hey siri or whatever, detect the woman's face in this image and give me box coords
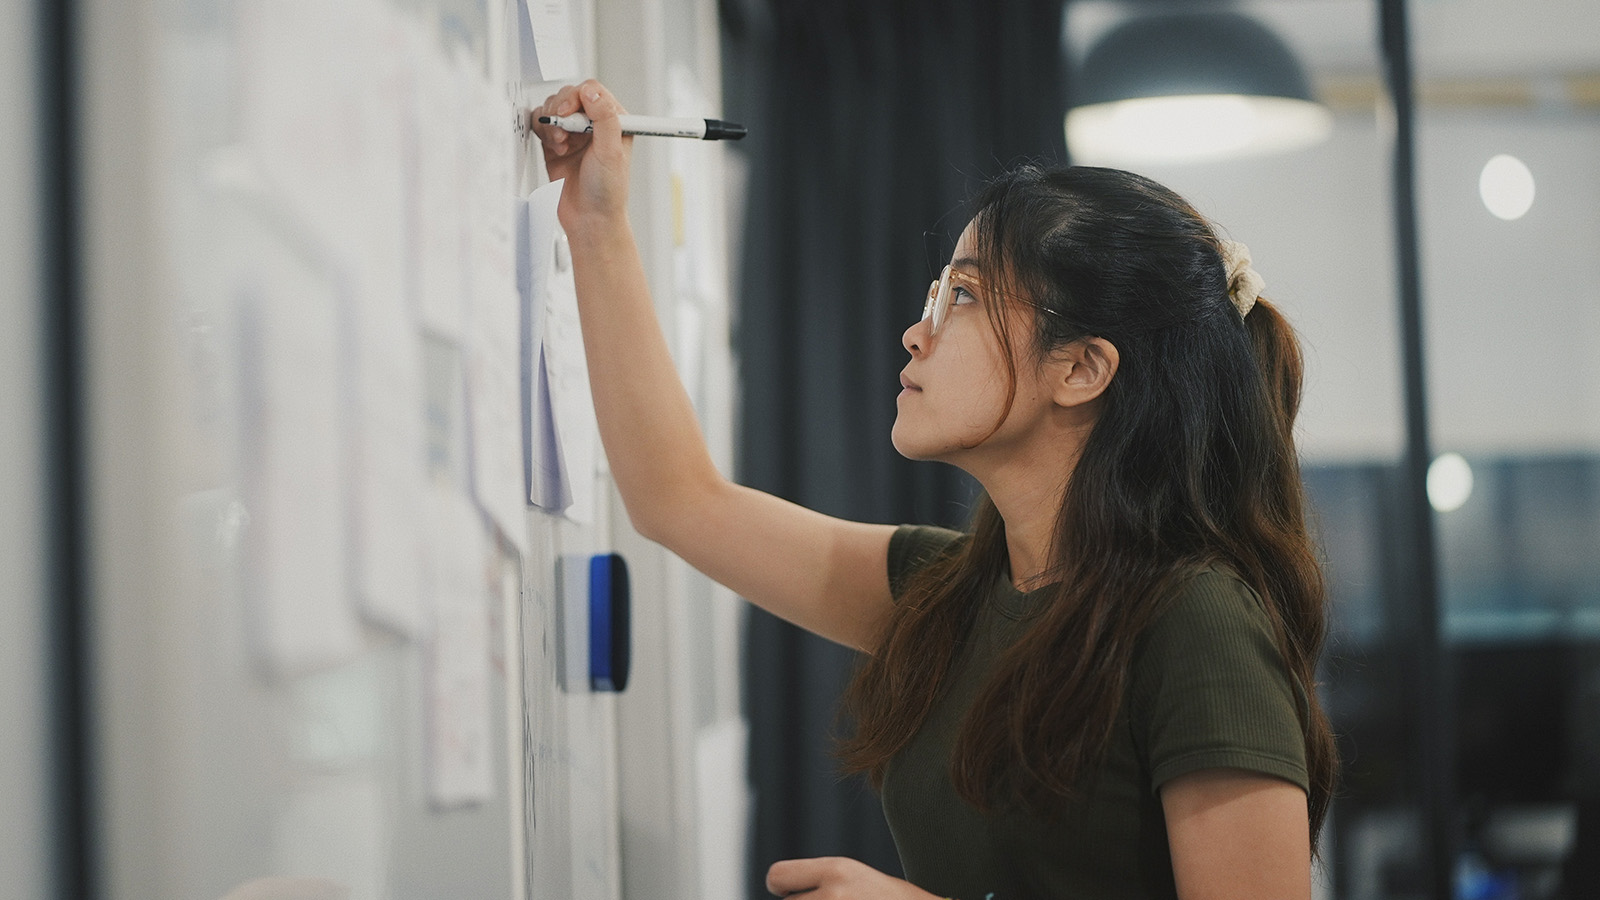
[892,223,1058,464]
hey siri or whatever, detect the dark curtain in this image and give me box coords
[719,1,1069,894]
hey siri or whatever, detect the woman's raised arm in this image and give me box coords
[530,81,897,651]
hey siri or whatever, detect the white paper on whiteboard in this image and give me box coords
[696,718,751,899]
[271,772,388,900]
[515,0,580,83]
[343,8,428,640]
[424,486,496,808]
[237,244,363,679]
[409,40,470,340]
[349,293,429,639]
[538,223,598,524]
[518,179,573,512]
[235,0,370,247]
[526,344,571,511]
[461,75,530,557]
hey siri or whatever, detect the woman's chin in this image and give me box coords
[890,423,937,462]
[889,423,917,460]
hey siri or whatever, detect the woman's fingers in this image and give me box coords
[531,83,591,156]
[765,858,816,896]
[556,82,582,115]
[562,80,627,167]
[766,857,847,897]
[531,80,631,158]
[536,83,581,116]
[572,79,628,131]
[765,857,931,900]
[528,79,634,225]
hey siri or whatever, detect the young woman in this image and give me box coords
[532,80,1336,900]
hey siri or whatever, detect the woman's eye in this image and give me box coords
[952,286,977,305]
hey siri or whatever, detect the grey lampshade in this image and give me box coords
[1074,12,1316,107]
[1066,11,1331,164]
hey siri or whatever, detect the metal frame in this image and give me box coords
[1378,0,1455,896]
[37,0,95,895]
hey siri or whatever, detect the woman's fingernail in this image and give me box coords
[587,90,600,102]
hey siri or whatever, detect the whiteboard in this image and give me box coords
[77,0,745,897]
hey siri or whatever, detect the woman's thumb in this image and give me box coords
[575,80,627,144]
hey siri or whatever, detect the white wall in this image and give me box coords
[1416,111,1600,456]
[0,0,53,895]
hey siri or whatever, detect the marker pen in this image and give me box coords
[535,112,747,141]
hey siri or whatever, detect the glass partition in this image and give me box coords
[1413,1,1600,897]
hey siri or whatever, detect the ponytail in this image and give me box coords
[1244,294,1339,844]
[1244,297,1305,439]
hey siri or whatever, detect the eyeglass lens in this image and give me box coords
[922,265,952,335]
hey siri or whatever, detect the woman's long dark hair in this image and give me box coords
[839,165,1337,845]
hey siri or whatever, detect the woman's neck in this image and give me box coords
[978,452,1076,592]
[956,402,1096,591]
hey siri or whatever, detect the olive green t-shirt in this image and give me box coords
[880,526,1309,900]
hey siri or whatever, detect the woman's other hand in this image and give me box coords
[529,78,632,230]
[766,857,945,900]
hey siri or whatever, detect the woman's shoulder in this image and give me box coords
[1133,563,1285,680]
[1153,564,1272,633]
[887,525,967,597]
[1130,563,1309,791]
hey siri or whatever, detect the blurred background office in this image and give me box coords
[4,0,1600,898]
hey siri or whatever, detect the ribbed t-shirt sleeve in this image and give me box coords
[1130,570,1310,794]
[886,525,965,602]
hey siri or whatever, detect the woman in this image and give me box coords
[532,80,1336,900]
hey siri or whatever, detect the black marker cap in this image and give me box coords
[702,119,747,141]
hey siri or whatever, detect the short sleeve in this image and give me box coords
[887,525,965,602]
[1130,570,1310,793]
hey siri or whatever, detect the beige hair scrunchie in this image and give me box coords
[1219,239,1266,318]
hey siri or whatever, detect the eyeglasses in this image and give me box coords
[920,264,1062,337]
[921,264,981,336]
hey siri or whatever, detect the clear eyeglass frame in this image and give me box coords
[920,263,1060,336]
[921,264,980,336]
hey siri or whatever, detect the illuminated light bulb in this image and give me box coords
[1427,452,1474,513]
[1479,154,1535,221]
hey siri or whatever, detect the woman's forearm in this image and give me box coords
[565,213,721,542]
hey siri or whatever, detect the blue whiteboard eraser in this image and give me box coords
[588,553,630,692]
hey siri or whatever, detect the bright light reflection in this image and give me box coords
[1111,95,1259,159]
[1427,452,1474,513]
[1479,154,1535,220]
[1066,94,1333,165]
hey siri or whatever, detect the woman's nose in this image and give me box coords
[903,317,929,356]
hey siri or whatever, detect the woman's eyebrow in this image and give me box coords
[949,257,987,287]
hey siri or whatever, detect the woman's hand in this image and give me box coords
[766,857,945,899]
[529,78,633,231]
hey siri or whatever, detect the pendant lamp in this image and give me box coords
[1066,11,1333,165]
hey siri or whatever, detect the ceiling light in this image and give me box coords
[1067,12,1333,165]
[1427,452,1474,513]
[1479,154,1535,220]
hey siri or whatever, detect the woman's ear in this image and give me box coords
[1051,337,1119,408]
